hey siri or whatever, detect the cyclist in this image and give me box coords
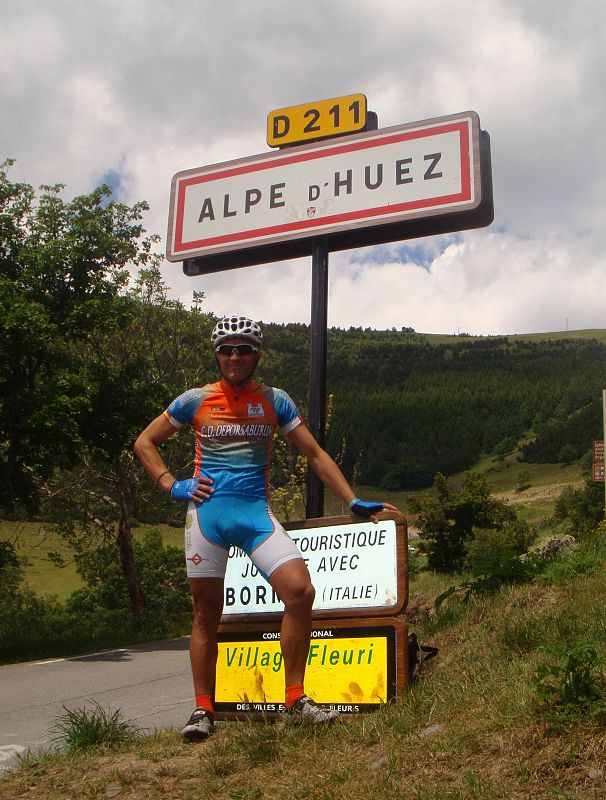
[134,316,397,741]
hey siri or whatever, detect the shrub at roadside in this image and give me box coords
[553,478,604,535]
[52,702,141,752]
[0,540,81,662]
[65,527,191,639]
[463,519,537,591]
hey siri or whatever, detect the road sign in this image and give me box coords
[221,514,407,621]
[593,463,605,482]
[593,440,604,463]
[214,617,407,719]
[167,110,493,273]
[267,93,367,147]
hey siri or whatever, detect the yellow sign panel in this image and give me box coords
[267,93,367,147]
[215,629,391,714]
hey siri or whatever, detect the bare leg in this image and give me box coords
[188,577,224,697]
[268,559,315,687]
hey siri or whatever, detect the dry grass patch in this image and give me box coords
[3,706,606,800]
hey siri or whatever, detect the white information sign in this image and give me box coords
[223,520,398,617]
[167,111,481,262]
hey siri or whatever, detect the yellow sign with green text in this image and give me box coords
[267,93,367,147]
[214,620,406,718]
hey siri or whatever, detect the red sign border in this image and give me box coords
[167,112,480,261]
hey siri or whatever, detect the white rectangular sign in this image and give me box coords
[167,111,481,262]
[223,520,399,617]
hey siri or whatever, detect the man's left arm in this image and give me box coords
[286,423,398,521]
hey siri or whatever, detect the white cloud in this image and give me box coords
[326,232,606,335]
[2,0,605,334]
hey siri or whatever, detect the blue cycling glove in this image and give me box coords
[170,478,200,502]
[349,498,384,518]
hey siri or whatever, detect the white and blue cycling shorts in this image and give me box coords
[183,495,302,580]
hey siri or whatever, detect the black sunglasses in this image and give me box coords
[216,344,259,356]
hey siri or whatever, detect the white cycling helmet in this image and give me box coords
[211,316,263,350]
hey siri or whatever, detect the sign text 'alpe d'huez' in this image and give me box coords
[166,110,493,273]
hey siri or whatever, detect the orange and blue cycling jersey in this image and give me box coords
[163,379,302,498]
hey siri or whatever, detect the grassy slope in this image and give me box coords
[359,457,586,527]
[0,522,185,600]
[2,536,605,799]
[421,328,606,345]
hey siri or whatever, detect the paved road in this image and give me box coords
[0,637,195,775]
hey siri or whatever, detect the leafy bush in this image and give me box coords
[415,473,515,573]
[0,541,72,662]
[533,643,606,723]
[69,527,191,621]
[466,520,536,569]
[553,480,604,535]
[1,528,192,663]
[464,520,537,589]
[0,579,95,663]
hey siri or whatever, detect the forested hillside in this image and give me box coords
[260,325,606,490]
[3,162,603,511]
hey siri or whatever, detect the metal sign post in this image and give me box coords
[306,237,329,517]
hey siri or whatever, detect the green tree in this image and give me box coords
[42,266,214,616]
[66,528,191,626]
[0,538,72,663]
[553,479,605,535]
[415,472,515,573]
[0,160,158,512]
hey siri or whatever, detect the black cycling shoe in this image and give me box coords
[181,707,215,741]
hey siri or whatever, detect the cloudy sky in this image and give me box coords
[2,0,605,335]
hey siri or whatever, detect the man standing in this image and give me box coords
[134,316,396,740]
